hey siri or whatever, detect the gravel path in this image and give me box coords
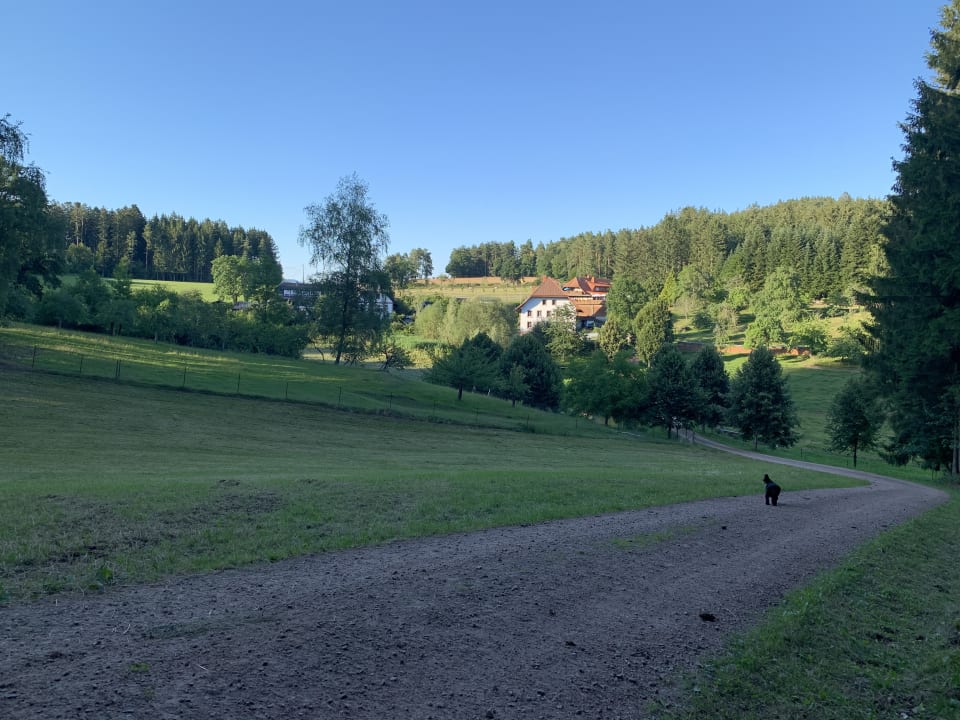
[0,451,947,720]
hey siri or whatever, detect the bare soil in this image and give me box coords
[0,456,947,720]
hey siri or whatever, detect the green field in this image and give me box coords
[397,277,536,306]
[128,278,219,301]
[1,323,956,717]
[0,362,855,603]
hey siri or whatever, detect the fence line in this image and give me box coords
[2,342,591,436]
[4,341,896,471]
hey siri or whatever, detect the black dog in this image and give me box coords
[762,474,781,506]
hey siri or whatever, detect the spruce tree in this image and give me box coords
[825,378,881,468]
[864,1,960,472]
[727,347,799,450]
[633,298,674,366]
[690,344,729,430]
[646,345,702,438]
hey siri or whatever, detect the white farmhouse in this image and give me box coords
[517,276,610,334]
[517,277,574,334]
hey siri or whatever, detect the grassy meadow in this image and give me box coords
[0,322,866,604]
[2,321,957,718]
[397,276,537,306]
[0,363,854,603]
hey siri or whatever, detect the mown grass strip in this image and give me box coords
[653,490,960,720]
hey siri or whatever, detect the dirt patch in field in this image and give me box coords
[0,465,947,719]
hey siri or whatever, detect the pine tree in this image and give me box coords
[647,345,702,438]
[690,344,729,430]
[864,1,960,473]
[727,347,799,449]
[825,378,881,467]
[501,333,562,410]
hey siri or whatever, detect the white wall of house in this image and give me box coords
[518,296,574,334]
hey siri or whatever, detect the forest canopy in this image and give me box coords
[446,196,887,302]
[49,201,281,283]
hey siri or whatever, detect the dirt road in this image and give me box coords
[0,452,947,719]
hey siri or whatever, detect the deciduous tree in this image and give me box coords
[211,255,244,304]
[385,253,417,289]
[427,334,501,400]
[299,174,390,364]
[542,305,584,364]
[0,115,54,318]
[563,350,620,425]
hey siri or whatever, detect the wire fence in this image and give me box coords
[0,342,603,437]
[5,340,921,475]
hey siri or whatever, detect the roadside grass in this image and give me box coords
[0,367,856,603]
[652,490,960,720]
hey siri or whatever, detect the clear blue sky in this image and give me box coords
[5,0,945,280]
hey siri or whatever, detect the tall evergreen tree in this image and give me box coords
[727,347,799,449]
[825,378,881,467]
[690,344,729,430]
[864,1,960,473]
[646,345,702,438]
[501,332,562,410]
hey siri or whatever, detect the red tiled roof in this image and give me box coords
[570,297,606,318]
[519,276,611,314]
[562,276,611,295]
[522,276,568,302]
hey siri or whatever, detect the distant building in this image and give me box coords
[278,280,319,310]
[278,280,394,317]
[517,276,610,334]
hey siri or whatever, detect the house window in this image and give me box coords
[526,310,531,317]
[551,299,556,305]
[526,321,532,329]
[546,311,551,317]
[536,310,542,318]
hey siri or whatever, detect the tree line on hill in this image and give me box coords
[52,202,281,283]
[0,115,303,355]
[445,196,886,302]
